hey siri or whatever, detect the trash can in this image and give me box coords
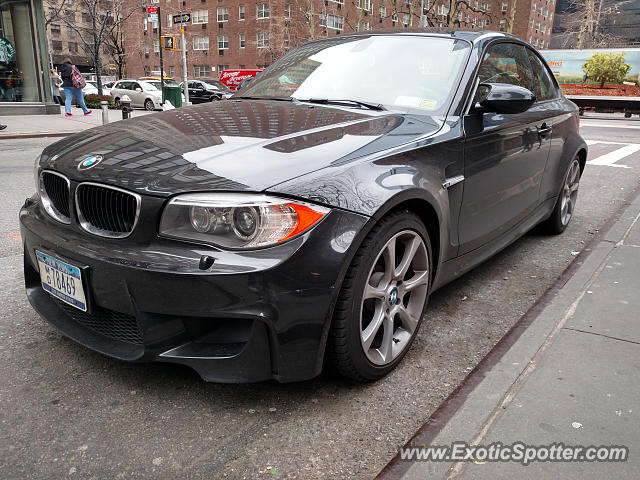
[163,86,182,108]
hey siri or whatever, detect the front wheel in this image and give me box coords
[543,157,581,234]
[326,211,432,381]
[144,99,155,111]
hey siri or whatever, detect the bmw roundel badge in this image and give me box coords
[78,155,103,170]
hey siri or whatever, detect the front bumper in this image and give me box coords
[20,197,368,382]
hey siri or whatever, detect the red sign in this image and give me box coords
[219,69,263,90]
[146,6,158,14]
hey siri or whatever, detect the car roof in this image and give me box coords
[309,28,520,45]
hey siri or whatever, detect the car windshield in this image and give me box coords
[238,35,471,114]
[202,80,229,91]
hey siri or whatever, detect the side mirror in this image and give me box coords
[475,83,536,114]
[135,87,142,92]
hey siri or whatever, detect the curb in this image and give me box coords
[0,132,72,140]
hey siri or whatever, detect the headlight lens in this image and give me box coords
[160,193,330,249]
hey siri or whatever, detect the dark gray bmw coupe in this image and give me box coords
[21,30,586,383]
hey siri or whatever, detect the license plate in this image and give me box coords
[36,250,87,312]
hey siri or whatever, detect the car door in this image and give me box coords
[129,82,143,107]
[458,42,552,254]
[191,81,203,102]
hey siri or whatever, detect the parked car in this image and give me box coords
[181,79,233,103]
[218,68,263,90]
[23,31,586,383]
[109,79,164,110]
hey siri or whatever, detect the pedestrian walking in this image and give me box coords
[60,58,91,117]
[50,69,63,106]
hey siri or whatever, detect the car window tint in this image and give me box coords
[187,82,195,89]
[476,43,534,93]
[527,50,557,101]
[131,83,140,90]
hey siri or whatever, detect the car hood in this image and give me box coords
[39,100,442,197]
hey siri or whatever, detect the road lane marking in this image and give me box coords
[587,144,640,168]
[580,122,640,130]
[585,140,637,146]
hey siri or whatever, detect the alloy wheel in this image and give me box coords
[360,230,429,365]
[561,159,580,226]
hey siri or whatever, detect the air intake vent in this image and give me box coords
[40,171,70,224]
[75,183,140,238]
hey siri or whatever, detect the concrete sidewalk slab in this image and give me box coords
[392,191,640,480]
[0,108,152,139]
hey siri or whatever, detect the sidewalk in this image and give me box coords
[382,190,640,479]
[0,107,152,139]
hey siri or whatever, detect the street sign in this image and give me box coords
[172,13,190,23]
[146,6,158,14]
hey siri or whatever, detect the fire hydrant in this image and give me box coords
[120,95,132,120]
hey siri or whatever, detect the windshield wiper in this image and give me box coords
[295,98,386,111]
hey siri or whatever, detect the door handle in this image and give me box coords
[538,123,552,137]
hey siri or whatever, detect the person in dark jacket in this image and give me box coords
[60,58,91,117]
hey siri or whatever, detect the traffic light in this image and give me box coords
[161,35,178,50]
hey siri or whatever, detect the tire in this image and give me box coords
[326,210,432,381]
[624,112,632,118]
[543,157,581,234]
[144,99,155,111]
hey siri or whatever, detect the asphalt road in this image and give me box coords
[1,114,639,479]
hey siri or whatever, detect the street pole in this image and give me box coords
[180,14,190,105]
[158,6,165,104]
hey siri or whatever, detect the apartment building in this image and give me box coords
[122,0,555,80]
[44,0,95,71]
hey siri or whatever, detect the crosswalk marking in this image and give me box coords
[587,143,640,168]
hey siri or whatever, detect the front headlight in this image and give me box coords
[159,193,330,249]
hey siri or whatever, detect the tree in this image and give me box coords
[55,0,135,95]
[582,52,632,88]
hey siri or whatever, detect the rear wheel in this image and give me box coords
[327,211,431,381]
[144,99,155,111]
[543,157,581,234]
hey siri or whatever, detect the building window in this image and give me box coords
[329,0,345,3]
[472,16,476,28]
[361,21,371,30]
[193,36,209,50]
[68,41,78,52]
[217,7,228,22]
[257,3,269,19]
[284,32,290,47]
[285,3,291,19]
[194,65,210,77]
[535,21,540,33]
[217,64,230,73]
[51,40,62,50]
[501,1,507,12]
[357,0,372,12]
[391,11,398,23]
[402,13,409,25]
[166,14,172,27]
[144,42,149,54]
[379,6,386,18]
[217,35,229,49]
[169,66,175,77]
[437,4,449,16]
[257,32,269,48]
[66,26,76,36]
[153,39,160,52]
[192,9,208,24]
[51,24,61,34]
[143,18,147,31]
[319,14,343,30]
[239,33,245,48]
[239,5,245,20]
[499,18,506,30]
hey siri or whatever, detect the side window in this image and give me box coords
[475,43,534,101]
[120,81,132,90]
[527,50,557,101]
[187,81,195,89]
[131,82,141,91]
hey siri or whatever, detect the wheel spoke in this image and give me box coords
[403,269,429,292]
[394,236,421,280]
[381,237,396,286]
[570,182,579,193]
[377,315,394,363]
[397,305,419,333]
[362,307,385,351]
[363,282,386,300]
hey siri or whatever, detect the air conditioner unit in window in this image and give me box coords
[203,50,208,55]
